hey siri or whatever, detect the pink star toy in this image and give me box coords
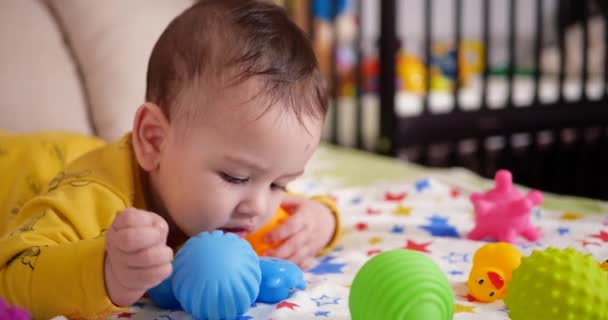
[467,169,543,243]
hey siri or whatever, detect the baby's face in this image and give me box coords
[153,85,323,238]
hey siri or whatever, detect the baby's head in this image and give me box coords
[131,0,327,239]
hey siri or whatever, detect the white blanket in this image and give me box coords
[105,176,608,319]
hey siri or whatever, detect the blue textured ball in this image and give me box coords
[172,230,261,320]
[146,274,181,310]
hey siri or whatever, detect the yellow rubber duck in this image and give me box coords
[467,242,522,302]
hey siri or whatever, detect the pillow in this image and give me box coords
[0,0,93,135]
[46,0,195,141]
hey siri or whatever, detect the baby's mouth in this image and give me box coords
[219,227,250,238]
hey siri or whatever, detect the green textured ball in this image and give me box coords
[349,249,454,320]
[505,247,608,320]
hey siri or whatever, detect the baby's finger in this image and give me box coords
[122,245,174,269]
[287,255,317,270]
[279,202,299,215]
[109,226,165,253]
[299,256,317,270]
[265,214,307,243]
[269,231,308,259]
[111,208,158,230]
[151,215,169,241]
[116,263,173,290]
[285,245,313,267]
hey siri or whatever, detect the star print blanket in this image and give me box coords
[98,169,608,320]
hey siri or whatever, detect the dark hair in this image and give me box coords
[145,0,327,125]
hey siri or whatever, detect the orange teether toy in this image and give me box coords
[245,207,289,256]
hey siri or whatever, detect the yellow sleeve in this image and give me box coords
[0,181,127,319]
[310,195,341,256]
[0,131,105,235]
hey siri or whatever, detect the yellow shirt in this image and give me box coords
[0,131,340,319]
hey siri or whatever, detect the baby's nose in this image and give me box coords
[238,193,269,218]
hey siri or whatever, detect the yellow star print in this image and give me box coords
[368,237,382,245]
[560,212,584,221]
[455,303,475,313]
[392,204,412,216]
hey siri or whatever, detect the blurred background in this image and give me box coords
[278,0,608,200]
[0,0,606,200]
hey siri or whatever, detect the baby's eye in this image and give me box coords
[220,172,249,184]
[271,183,287,192]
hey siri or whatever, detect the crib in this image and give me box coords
[292,0,608,200]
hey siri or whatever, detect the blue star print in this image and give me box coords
[557,227,569,235]
[309,256,346,275]
[442,252,468,264]
[391,225,405,234]
[311,295,341,307]
[518,241,543,250]
[448,270,464,276]
[350,196,363,205]
[420,215,460,238]
[314,311,330,317]
[415,179,431,192]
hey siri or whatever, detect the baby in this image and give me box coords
[0,0,339,318]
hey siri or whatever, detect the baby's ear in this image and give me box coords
[132,103,169,171]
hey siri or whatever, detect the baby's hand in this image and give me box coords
[264,196,336,269]
[104,208,174,307]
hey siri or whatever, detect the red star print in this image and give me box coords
[367,249,382,256]
[276,301,299,310]
[356,222,368,231]
[385,191,407,201]
[117,312,134,318]
[450,188,460,198]
[366,207,381,215]
[591,230,608,242]
[404,240,432,253]
[579,240,601,248]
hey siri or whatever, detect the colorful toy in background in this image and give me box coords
[311,0,485,97]
[467,169,543,244]
[396,52,427,94]
[467,242,522,303]
[361,40,484,96]
[245,207,289,256]
[505,247,608,320]
[601,259,608,271]
[0,297,31,320]
[147,230,305,319]
[349,249,454,320]
[431,40,484,88]
[361,57,379,93]
[311,0,353,95]
[362,52,429,95]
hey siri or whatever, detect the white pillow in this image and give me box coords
[0,0,93,135]
[46,0,195,141]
